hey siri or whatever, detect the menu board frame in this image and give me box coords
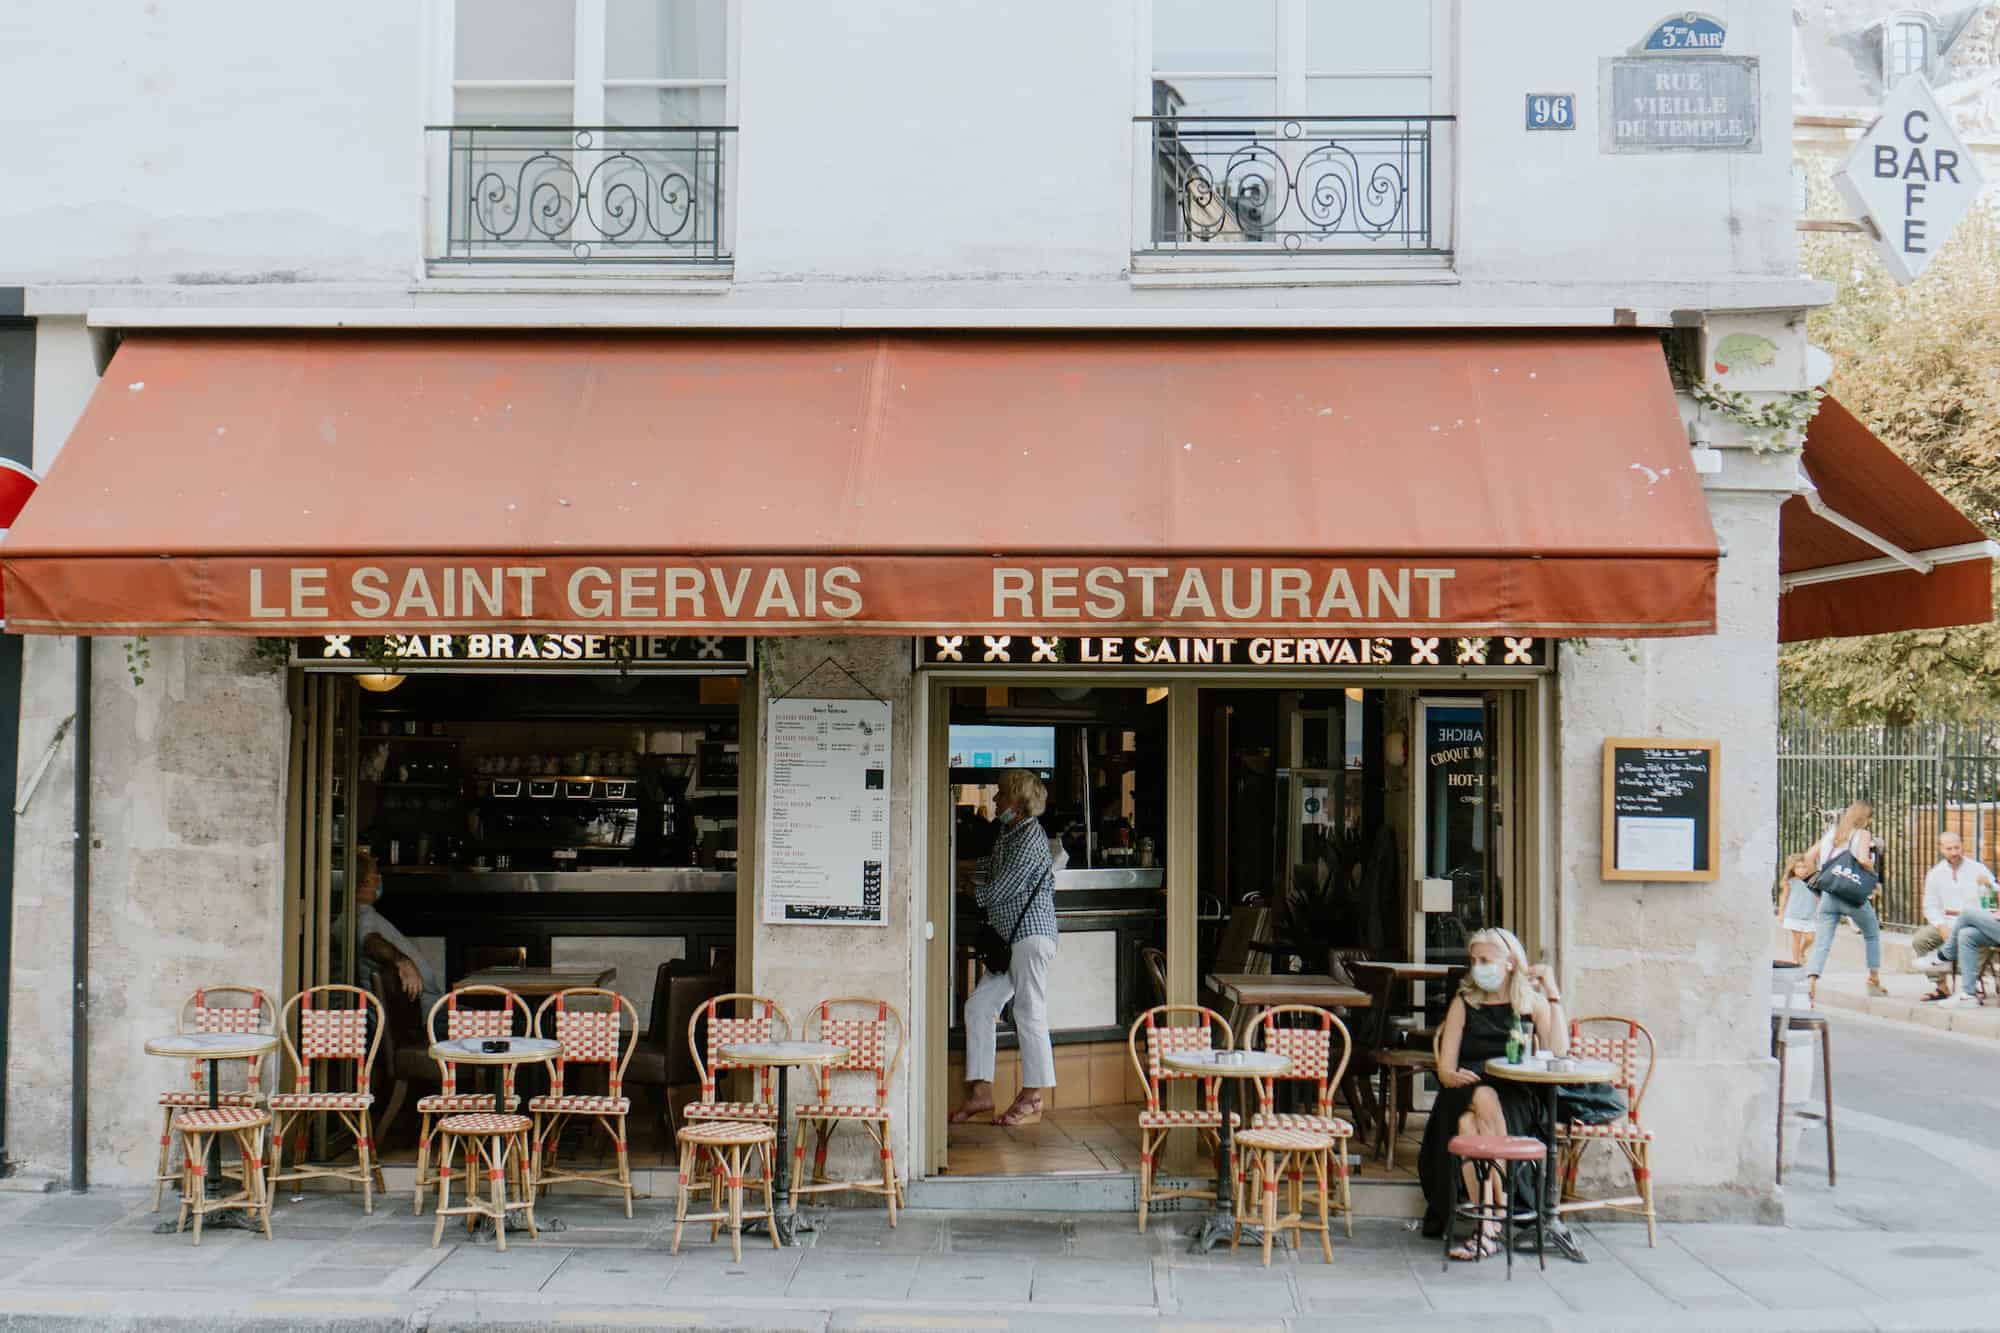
[1601,737,1720,882]
[761,697,893,927]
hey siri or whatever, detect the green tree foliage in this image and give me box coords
[1780,200,2000,724]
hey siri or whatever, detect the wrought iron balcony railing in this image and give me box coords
[1139,115,1453,256]
[428,125,734,266]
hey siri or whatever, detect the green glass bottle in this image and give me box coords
[1506,1015,1524,1065]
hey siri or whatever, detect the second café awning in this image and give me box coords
[1,330,1719,638]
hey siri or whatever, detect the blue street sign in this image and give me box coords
[1526,93,1576,131]
[1640,13,1725,51]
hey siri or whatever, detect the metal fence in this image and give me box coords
[428,125,733,265]
[1778,720,2000,928]
[1139,114,1453,255]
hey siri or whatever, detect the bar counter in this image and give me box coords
[382,867,736,895]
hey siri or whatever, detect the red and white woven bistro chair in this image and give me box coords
[1242,1004,1356,1239]
[267,984,386,1213]
[530,987,640,1216]
[151,985,275,1211]
[1129,1004,1235,1233]
[685,992,794,1126]
[1556,1015,1659,1246]
[791,997,907,1225]
[413,985,535,1215]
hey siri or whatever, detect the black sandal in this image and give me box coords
[1449,1226,1501,1261]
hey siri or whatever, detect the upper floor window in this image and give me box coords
[1144,1,1452,257]
[434,0,735,268]
[1887,18,1930,84]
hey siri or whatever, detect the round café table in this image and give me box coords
[145,1032,280,1233]
[718,1040,846,1246]
[1161,1048,1292,1254]
[1483,1055,1619,1264]
[429,1037,561,1232]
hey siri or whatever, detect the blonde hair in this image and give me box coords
[996,769,1048,818]
[1830,801,1873,851]
[1459,927,1535,1013]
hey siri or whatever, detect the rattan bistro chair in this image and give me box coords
[1557,1015,1659,1246]
[267,985,387,1213]
[1242,1004,1355,1239]
[1129,1004,1235,1233]
[792,997,907,1224]
[413,985,535,1215]
[530,987,640,1216]
[685,992,795,1126]
[151,985,275,1211]
[172,1107,274,1246]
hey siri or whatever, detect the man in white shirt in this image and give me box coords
[355,849,444,1018]
[1912,832,1996,998]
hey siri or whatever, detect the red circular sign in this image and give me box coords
[0,458,43,625]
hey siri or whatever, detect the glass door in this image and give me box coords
[1413,695,1494,966]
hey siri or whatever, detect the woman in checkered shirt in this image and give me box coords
[951,769,1060,1128]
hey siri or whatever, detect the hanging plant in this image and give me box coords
[1689,381,1823,454]
[124,635,152,685]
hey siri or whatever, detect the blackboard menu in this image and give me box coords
[1601,738,1720,882]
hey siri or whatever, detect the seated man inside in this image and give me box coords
[1912,832,1995,1001]
[355,848,445,1020]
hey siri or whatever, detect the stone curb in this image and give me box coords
[1812,982,2000,1038]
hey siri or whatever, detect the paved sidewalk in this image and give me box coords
[0,1185,1993,1331]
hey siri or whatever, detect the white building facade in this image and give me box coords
[0,1,1918,1227]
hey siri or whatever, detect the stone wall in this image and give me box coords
[1554,445,1796,1222]
[751,639,922,1184]
[7,636,288,1186]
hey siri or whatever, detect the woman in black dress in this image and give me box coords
[1418,927,1571,1259]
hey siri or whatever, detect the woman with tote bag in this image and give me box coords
[1802,800,1888,1004]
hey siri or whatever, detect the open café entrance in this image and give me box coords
[922,634,1550,1186]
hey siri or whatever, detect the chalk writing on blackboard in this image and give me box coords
[1602,740,1718,881]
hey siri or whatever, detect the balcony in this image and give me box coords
[427,125,734,268]
[1139,115,1453,259]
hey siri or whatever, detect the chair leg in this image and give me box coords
[1260,1151,1278,1268]
[413,1113,433,1215]
[1230,1154,1248,1254]
[1637,1141,1657,1247]
[727,1145,745,1263]
[1498,1164,1513,1281]
[1819,1024,1836,1187]
[670,1137,691,1255]
[612,1116,634,1217]
[881,1132,900,1227]
[266,1113,287,1202]
[1314,1150,1333,1262]
[1383,1071,1400,1170]
[358,1110,379,1215]
[153,1107,174,1211]
[1136,1130,1152,1233]
[431,1136,454,1248]
[490,1135,508,1253]
[188,1133,208,1248]
[761,1143,781,1252]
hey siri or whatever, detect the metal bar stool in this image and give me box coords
[172,1108,273,1246]
[1772,966,1835,1186]
[1442,1134,1546,1278]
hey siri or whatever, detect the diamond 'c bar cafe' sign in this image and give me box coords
[917,634,1550,671]
[1835,75,1985,285]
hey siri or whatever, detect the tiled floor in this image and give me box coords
[944,1101,1426,1180]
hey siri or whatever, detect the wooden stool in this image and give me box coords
[673,1120,779,1262]
[1231,1126,1336,1266]
[430,1112,537,1251]
[1443,1134,1545,1278]
[171,1107,273,1246]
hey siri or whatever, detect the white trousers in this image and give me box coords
[964,934,1058,1088]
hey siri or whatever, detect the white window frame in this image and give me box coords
[1886,16,1930,85]
[1129,0,1458,274]
[423,0,739,277]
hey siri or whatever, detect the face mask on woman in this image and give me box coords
[1470,961,1506,993]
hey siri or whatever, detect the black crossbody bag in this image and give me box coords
[975,894,1034,976]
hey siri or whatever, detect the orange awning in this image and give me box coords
[2,330,1718,637]
[1779,397,1996,642]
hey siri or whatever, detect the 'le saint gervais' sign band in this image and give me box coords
[0,554,1715,636]
[915,634,1552,671]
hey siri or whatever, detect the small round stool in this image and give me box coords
[170,1107,273,1245]
[1231,1125,1336,1266]
[429,1112,537,1251]
[1443,1134,1545,1276]
[674,1120,779,1262]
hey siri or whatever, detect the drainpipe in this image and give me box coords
[69,637,88,1192]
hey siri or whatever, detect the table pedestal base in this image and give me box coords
[152,1207,263,1236]
[1185,1209,1275,1253]
[745,1209,818,1243]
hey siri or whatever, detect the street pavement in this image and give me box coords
[3,1009,1995,1332]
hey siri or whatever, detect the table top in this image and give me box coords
[719,1040,847,1068]
[1348,961,1456,981]
[1161,1049,1292,1078]
[1483,1056,1617,1085]
[145,1032,279,1060]
[1206,974,1370,1009]
[430,1036,562,1066]
[451,965,616,996]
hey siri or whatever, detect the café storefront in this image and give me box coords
[5,328,1989,1206]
